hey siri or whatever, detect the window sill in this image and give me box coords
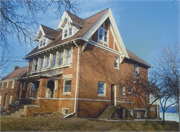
[97,95,107,97]
[61,93,71,95]
[121,96,126,98]
[114,67,120,70]
[31,63,73,74]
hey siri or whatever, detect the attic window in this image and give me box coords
[39,37,48,48]
[63,27,73,39]
[64,30,68,38]
[98,23,108,44]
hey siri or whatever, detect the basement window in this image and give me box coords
[62,108,69,115]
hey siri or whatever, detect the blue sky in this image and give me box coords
[1,0,179,78]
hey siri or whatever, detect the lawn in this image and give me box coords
[1,116,179,131]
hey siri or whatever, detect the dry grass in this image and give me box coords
[1,116,179,131]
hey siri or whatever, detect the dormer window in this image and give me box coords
[64,30,68,38]
[39,37,49,49]
[63,26,73,39]
[43,39,46,46]
[69,28,72,36]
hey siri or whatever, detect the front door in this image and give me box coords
[111,85,115,105]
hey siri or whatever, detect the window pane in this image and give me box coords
[43,39,46,46]
[53,54,56,67]
[41,58,44,69]
[64,80,71,92]
[64,30,67,37]
[104,31,107,42]
[121,86,125,96]
[47,55,50,68]
[98,82,105,94]
[114,57,118,68]
[35,59,38,70]
[59,51,64,65]
[66,48,71,64]
[99,28,103,35]
[69,28,72,36]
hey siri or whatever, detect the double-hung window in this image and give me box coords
[134,64,139,77]
[46,55,50,68]
[114,57,119,69]
[98,23,108,44]
[69,28,72,36]
[34,59,38,71]
[59,50,64,65]
[41,57,44,69]
[63,80,71,93]
[98,81,106,95]
[99,28,103,40]
[43,39,46,46]
[121,86,125,97]
[66,48,71,64]
[64,30,68,38]
[52,53,56,67]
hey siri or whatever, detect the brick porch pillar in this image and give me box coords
[37,78,47,105]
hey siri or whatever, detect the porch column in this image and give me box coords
[38,78,47,98]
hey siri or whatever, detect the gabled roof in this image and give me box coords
[1,66,28,80]
[41,25,59,38]
[26,8,108,57]
[126,49,151,68]
[66,11,84,26]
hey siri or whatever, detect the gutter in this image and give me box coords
[63,40,79,118]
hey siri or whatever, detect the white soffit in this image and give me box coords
[56,11,73,30]
[81,8,129,58]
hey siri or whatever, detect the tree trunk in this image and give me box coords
[145,109,149,124]
[162,111,165,125]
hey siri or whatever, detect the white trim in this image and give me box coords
[89,40,121,56]
[62,74,73,79]
[114,85,117,106]
[81,8,129,58]
[62,108,69,115]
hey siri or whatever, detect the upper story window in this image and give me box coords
[0,83,3,90]
[38,37,49,49]
[7,81,9,88]
[63,26,73,40]
[59,50,64,65]
[98,81,106,95]
[32,47,72,73]
[134,64,139,77]
[47,55,50,68]
[52,53,56,67]
[12,80,14,89]
[98,23,108,44]
[41,57,44,69]
[66,48,71,64]
[35,59,38,71]
[114,57,119,69]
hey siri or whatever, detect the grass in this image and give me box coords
[1,116,179,131]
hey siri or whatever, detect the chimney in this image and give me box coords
[14,66,19,71]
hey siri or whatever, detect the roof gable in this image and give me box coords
[81,8,129,58]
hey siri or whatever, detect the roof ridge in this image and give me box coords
[65,10,84,20]
[40,24,59,32]
[84,7,109,20]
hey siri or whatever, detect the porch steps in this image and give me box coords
[99,106,116,119]
[1,105,25,117]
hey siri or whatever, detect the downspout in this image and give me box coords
[63,41,79,118]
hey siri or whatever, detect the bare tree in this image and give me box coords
[150,44,180,125]
[0,0,80,77]
[0,0,80,48]
[121,69,163,125]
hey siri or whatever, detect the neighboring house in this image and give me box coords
[2,8,159,118]
[0,66,28,109]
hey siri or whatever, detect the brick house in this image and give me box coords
[1,8,159,118]
[0,66,28,109]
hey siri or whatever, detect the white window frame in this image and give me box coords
[98,81,106,96]
[52,53,56,67]
[38,37,48,49]
[63,79,72,94]
[134,64,139,78]
[46,54,50,68]
[9,95,13,104]
[62,26,73,40]
[12,80,14,89]
[98,23,109,45]
[114,56,119,69]
[40,57,44,70]
[59,50,64,66]
[121,86,125,97]
[62,108,69,115]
